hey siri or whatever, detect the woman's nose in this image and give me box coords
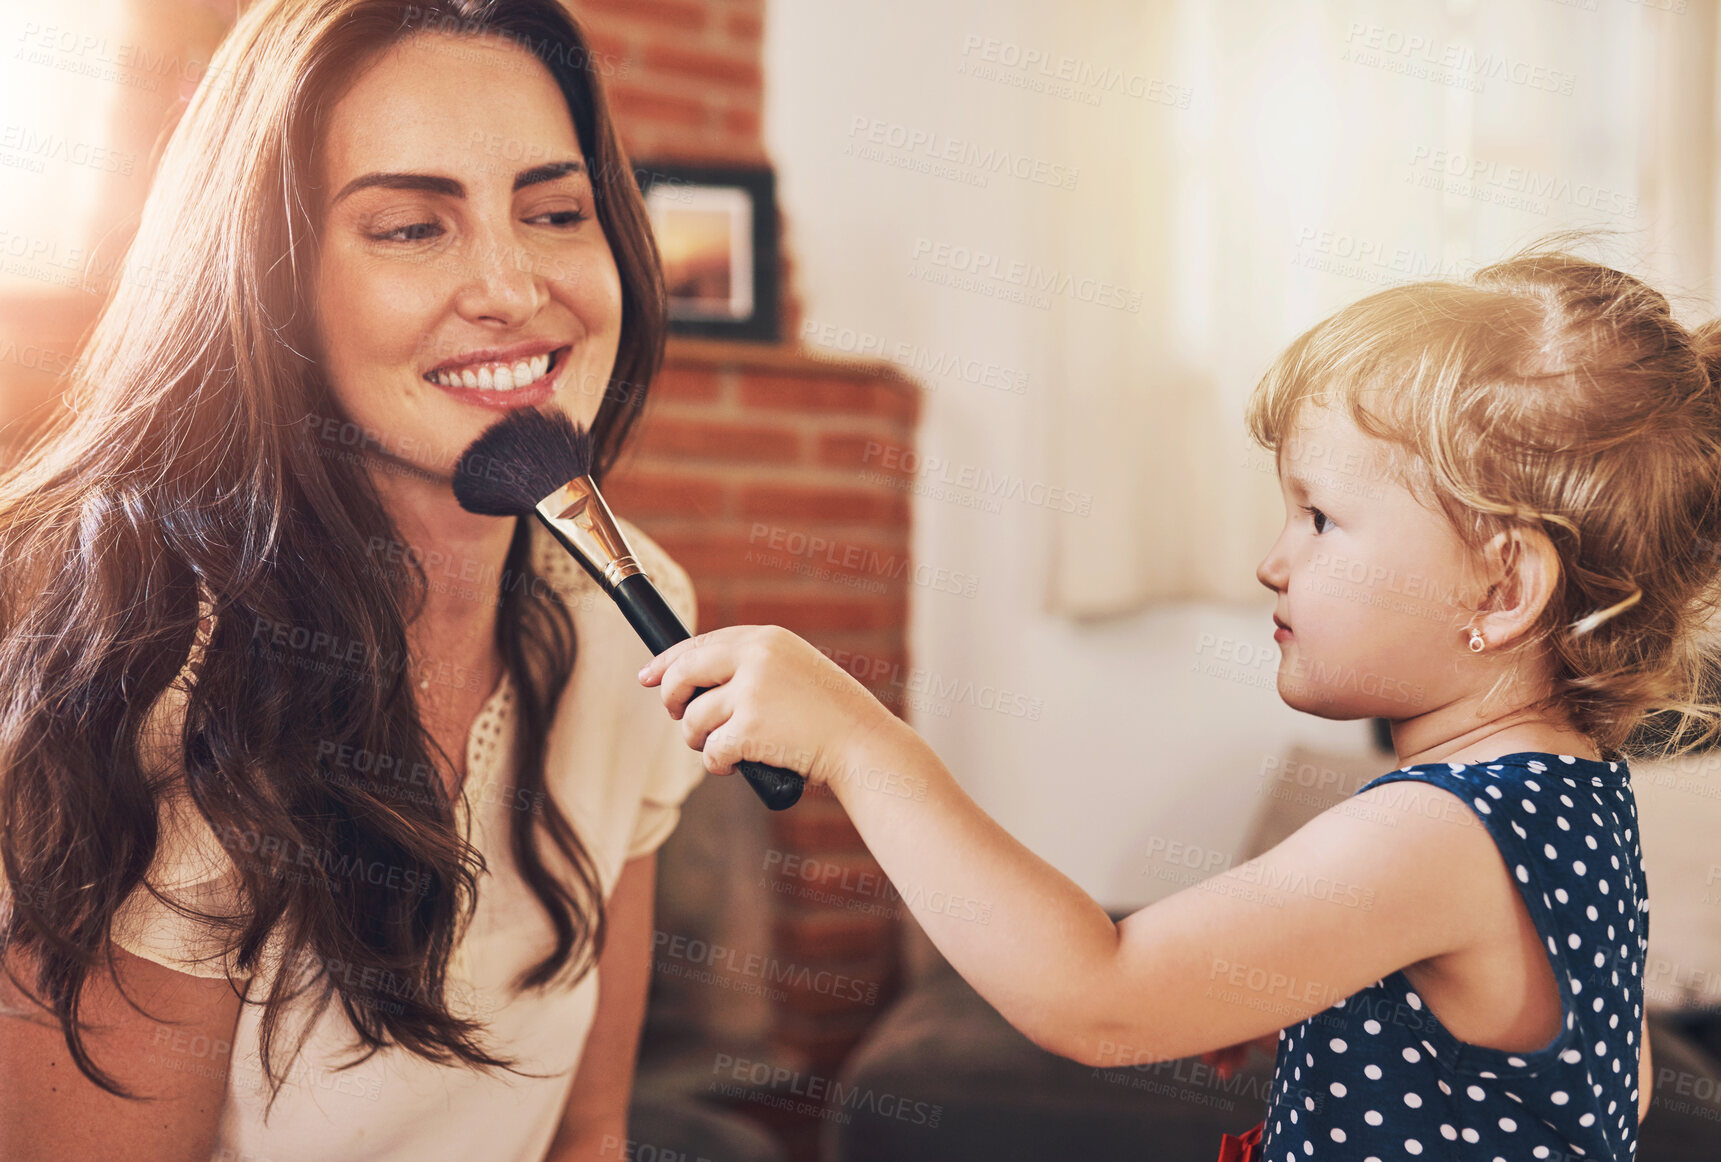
[452,233,547,327]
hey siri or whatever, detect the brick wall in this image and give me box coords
[608,341,919,1156]
[569,0,804,337]
[576,0,767,165]
[567,1,924,1155]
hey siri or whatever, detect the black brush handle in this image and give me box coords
[613,573,806,811]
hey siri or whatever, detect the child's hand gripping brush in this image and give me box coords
[451,406,806,810]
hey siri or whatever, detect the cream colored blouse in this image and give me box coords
[106,518,704,1162]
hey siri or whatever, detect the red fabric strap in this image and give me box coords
[1215,1119,1264,1162]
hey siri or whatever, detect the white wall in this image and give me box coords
[762,0,1675,908]
[762,0,1372,909]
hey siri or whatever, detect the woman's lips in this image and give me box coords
[425,346,567,410]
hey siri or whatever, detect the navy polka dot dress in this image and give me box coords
[1258,752,1648,1161]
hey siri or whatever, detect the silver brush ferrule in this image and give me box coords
[535,476,646,589]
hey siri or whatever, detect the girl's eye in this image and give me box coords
[369,221,443,243]
[1300,504,1332,534]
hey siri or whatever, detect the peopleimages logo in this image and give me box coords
[211,823,435,897]
[653,930,880,1006]
[1405,146,1638,217]
[710,1054,944,1128]
[957,34,1194,109]
[799,317,1031,395]
[911,237,1143,313]
[818,646,1044,721]
[860,441,1093,516]
[0,124,135,174]
[1339,23,1577,95]
[846,115,1080,190]
[746,523,980,598]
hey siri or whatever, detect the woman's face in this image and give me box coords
[311,31,622,480]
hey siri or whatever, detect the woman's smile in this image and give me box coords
[422,340,571,410]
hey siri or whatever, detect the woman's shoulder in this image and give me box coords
[106,663,252,980]
[134,670,242,891]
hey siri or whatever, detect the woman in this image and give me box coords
[0,2,703,1159]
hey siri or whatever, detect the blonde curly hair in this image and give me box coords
[1246,240,1721,762]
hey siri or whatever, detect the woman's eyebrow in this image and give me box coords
[333,171,461,204]
[331,159,588,205]
[513,159,586,190]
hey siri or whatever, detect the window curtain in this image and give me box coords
[1044,0,1719,618]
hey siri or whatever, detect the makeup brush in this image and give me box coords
[452,407,806,811]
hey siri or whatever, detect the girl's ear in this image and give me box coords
[1475,526,1562,647]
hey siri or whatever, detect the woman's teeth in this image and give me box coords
[427,352,552,391]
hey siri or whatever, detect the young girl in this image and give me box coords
[641,249,1721,1161]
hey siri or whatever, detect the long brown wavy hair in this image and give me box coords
[0,0,665,1098]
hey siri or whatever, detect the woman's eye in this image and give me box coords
[527,209,590,228]
[1300,504,1332,534]
[369,221,443,243]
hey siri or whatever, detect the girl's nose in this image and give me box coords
[1256,540,1290,595]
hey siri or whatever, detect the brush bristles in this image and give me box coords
[452,408,595,516]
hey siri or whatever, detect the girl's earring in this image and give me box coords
[1467,626,1486,653]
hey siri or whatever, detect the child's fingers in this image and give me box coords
[678,686,746,776]
[674,685,781,778]
[656,634,747,720]
[701,716,754,778]
[637,636,702,687]
[678,683,734,755]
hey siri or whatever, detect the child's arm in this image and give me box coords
[640,627,1493,1068]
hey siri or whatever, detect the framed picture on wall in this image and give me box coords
[634,162,779,343]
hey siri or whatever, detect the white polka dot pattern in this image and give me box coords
[1258,753,1647,1162]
